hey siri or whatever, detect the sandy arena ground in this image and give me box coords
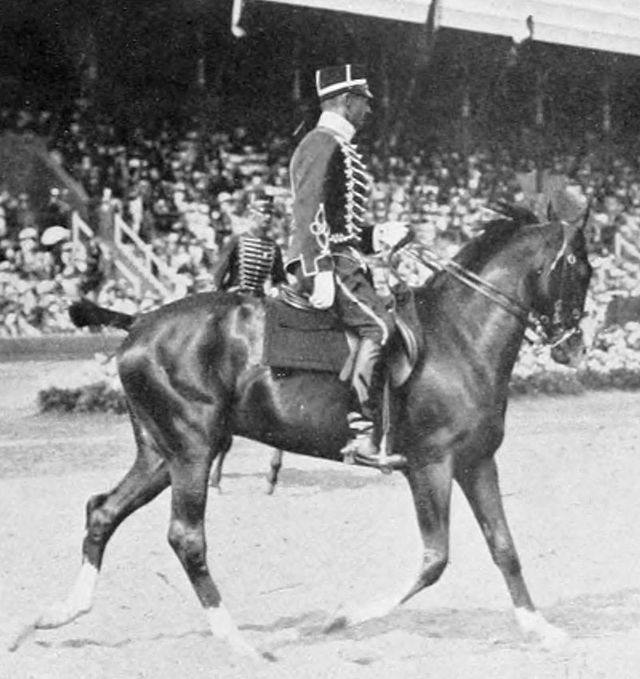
[1,360,640,679]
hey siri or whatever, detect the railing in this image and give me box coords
[70,211,185,300]
[113,214,185,297]
[71,211,94,244]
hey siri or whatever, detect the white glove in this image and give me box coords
[309,271,335,309]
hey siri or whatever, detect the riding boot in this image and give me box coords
[341,337,406,470]
[351,336,382,422]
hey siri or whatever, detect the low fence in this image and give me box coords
[0,333,124,362]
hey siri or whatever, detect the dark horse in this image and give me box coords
[27,210,592,659]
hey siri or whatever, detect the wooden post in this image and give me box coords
[460,50,471,158]
[292,34,301,104]
[533,49,545,193]
[601,54,613,175]
[380,46,391,155]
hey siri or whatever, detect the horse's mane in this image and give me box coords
[452,203,539,273]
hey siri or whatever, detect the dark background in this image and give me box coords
[1,0,640,148]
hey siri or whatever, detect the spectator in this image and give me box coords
[42,187,71,230]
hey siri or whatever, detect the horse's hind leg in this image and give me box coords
[209,435,232,492]
[456,456,568,647]
[209,452,225,491]
[265,448,283,495]
[167,452,262,659]
[36,414,170,630]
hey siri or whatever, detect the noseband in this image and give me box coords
[399,234,582,347]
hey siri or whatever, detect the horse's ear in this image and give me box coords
[562,196,592,244]
[562,220,578,244]
[580,198,592,231]
[549,187,589,244]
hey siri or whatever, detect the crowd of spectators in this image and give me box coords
[2,99,640,338]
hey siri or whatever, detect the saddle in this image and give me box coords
[263,285,421,388]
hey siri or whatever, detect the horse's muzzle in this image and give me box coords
[549,327,585,367]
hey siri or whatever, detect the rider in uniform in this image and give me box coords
[212,195,286,296]
[285,64,397,467]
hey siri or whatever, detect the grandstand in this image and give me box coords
[1,0,640,351]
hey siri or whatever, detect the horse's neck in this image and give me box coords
[424,241,537,389]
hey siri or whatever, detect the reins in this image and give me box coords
[401,246,532,327]
[394,225,577,346]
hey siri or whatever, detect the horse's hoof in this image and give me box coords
[538,623,570,650]
[36,602,89,629]
[6,620,36,652]
[323,614,348,634]
[226,635,270,663]
[515,608,569,649]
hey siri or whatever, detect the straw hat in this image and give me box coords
[40,225,70,247]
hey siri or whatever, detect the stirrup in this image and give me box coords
[341,413,407,473]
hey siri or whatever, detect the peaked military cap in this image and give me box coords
[315,64,373,101]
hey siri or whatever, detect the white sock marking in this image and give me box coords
[514,606,569,648]
[37,562,98,628]
[206,604,260,659]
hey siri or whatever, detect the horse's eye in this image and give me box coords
[566,253,576,265]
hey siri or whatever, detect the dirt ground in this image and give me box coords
[1,360,640,679]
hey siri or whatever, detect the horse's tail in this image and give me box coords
[69,298,135,331]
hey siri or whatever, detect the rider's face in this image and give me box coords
[344,93,372,131]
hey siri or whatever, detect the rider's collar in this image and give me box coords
[317,111,355,142]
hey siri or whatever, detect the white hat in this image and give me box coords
[18,227,38,241]
[41,225,70,247]
[315,64,373,101]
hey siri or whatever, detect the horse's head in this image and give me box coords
[530,200,593,366]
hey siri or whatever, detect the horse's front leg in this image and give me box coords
[326,455,453,631]
[456,455,568,648]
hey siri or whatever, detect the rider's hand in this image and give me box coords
[309,271,335,309]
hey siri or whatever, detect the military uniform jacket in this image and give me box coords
[286,111,373,279]
[212,233,286,295]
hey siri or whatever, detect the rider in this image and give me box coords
[212,194,286,296]
[285,64,396,467]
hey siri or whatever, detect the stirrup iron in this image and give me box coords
[341,412,407,473]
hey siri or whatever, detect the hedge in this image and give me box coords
[37,322,640,413]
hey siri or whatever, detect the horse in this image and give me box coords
[210,443,283,494]
[25,209,592,660]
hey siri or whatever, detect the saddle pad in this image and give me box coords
[264,298,349,373]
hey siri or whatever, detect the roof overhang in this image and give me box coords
[252,0,640,57]
[255,0,431,24]
[438,0,640,57]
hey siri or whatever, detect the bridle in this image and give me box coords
[397,227,584,347]
[540,238,585,349]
